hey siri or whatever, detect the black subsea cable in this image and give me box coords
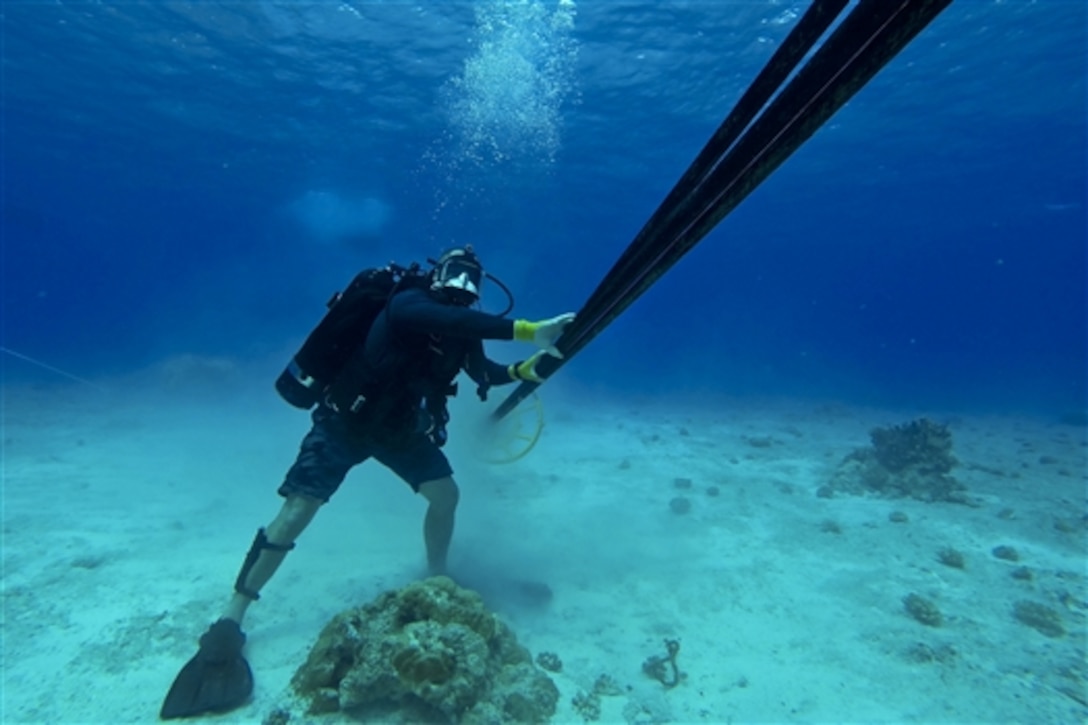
[492,0,953,422]
[583,0,850,315]
[568,0,955,351]
[568,0,952,357]
[572,0,952,358]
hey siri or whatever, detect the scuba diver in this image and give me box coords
[160,246,574,719]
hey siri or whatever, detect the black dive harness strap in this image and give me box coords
[492,0,952,422]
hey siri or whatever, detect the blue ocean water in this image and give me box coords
[2,1,1085,416]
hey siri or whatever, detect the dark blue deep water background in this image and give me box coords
[2,2,1085,416]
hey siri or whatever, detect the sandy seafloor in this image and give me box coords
[2,358,1086,724]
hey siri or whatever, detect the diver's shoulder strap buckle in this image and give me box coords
[324,393,367,415]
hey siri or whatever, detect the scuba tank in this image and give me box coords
[274,263,425,409]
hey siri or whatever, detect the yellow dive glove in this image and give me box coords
[508,351,548,383]
[513,313,576,356]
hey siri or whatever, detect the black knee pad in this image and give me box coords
[234,527,295,600]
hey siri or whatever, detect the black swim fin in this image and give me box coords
[160,618,253,719]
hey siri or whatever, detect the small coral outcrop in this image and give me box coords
[936,546,966,569]
[826,418,968,503]
[903,593,943,627]
[1012,600,1065,638]
[642,639,682,688]
[870,418,956,475]
[534,651,562,673]
[288,576,558,723]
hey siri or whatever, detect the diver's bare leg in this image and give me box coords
[418,476,460,576]
[222,494,322,624]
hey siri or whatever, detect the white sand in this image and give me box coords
[2,367,1085,724]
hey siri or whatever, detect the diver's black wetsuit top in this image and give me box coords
[367,286,513,392]
[328,286,515,432]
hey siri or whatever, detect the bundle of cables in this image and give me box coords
[492,0,953,423]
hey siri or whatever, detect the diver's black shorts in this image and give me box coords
[278,405,453,502]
